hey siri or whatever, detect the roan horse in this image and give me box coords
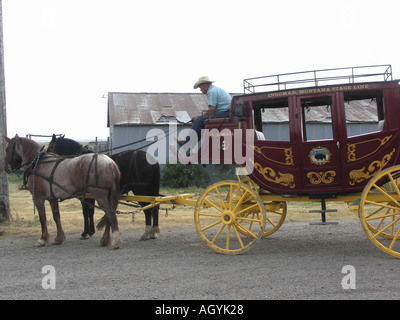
[4,134,122,249]
[47,135,161,241]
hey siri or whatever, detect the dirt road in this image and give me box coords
[1,218,399,301]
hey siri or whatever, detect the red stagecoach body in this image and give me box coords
[115,65,400,257]
[202,65,400,195]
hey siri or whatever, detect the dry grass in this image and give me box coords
[1,175,358,238]
[2,177,202,238]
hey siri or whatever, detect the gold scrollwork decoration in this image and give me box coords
[349,148,396,185]
[253,161,295,188]
[307,171,336,184]
[254,146,294,166]
[347,135,392,162]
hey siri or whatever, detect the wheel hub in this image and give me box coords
[222,211,235,225]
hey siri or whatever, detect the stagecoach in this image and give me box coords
[124,64,400,257]
[7,64,400,257]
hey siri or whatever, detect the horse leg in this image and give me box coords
[151,205,160,239]
[99,219,111,247]
[81,198,95,239]
[105,209,121,249]
[92,164,121,249]
[81,206,90,239]
[140,205,152,240]
[147,166,161,239]
[49,199,66,245]
[34,200,50,246]
[88,204,95,236]
[139,206,160,240]
[96,202,121,249]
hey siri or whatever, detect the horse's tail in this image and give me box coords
[96,161,120,231]
[108,162,121,210]
[96,215,107,230]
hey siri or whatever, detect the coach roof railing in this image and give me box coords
[243,64,393,94]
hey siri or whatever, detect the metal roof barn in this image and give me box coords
[107,92,235,161]
[108,92,210,127]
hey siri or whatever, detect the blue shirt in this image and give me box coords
[207,85,232,113]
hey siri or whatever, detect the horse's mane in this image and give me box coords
[54,137,93,155]
[19,137,43,160]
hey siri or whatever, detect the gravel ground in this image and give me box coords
[0,218,399,301]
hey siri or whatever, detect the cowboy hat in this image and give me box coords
[193,76,214,89]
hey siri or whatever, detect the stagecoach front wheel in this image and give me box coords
[263,201,287,237]
[194,181,266,255]
[359,165,400,258]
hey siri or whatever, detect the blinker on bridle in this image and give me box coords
[6,138,44,173]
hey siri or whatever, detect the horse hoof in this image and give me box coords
[141,226,160,240]
[51,240,63,245]
[100,235,110,247]
[140,225,153,240]
[80,234,90,240]
[111,231,122,249]
[35,239,47,247]
[150,227,160,239]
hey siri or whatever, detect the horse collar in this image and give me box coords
[22,147,46,186]
[29,147,46,170]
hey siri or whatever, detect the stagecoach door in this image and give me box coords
[297,94,343,190]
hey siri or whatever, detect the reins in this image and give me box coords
[49,112,228,156]
[96,116,195,154]
[97,125,179,154]
[96,113,229,155]
[30,148,45,214]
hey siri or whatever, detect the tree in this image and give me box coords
[0,0,9,223]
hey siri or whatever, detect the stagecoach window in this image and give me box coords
[301,96,333,141]
[344,91,384,137]
[253,98,290,141]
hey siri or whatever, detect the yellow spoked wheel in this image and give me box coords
[194,181,266,255]
[359,165,400,258]
[263,201,287,237]
[236,171,286,237]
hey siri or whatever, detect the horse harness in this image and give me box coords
[20,150,112,207]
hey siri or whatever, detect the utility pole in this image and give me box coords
[0,0,10,223]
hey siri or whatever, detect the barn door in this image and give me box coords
[297,94,342,191]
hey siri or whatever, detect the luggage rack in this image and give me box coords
[243,64,393,94]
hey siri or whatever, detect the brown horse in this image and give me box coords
[4,134,122,249]
[47,135,161,241]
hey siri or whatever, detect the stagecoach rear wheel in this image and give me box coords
[234,201,286,238]
[194,180,266,255]
[359,165,400,258]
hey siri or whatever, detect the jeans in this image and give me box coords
[187,110,230,142]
